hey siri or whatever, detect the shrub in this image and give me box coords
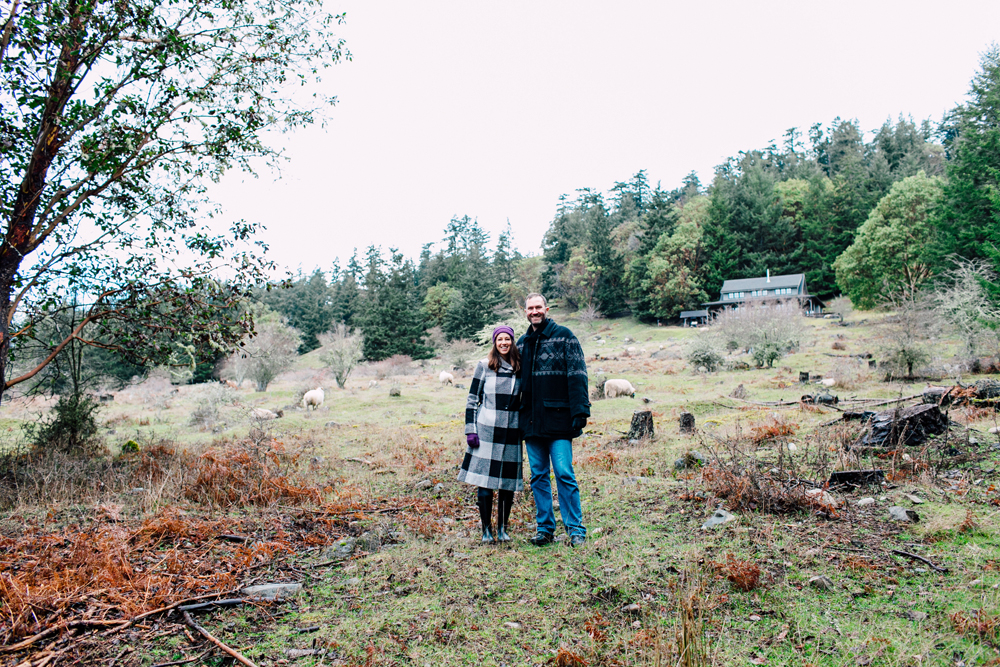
[751,342,784,368]
[319,324,364,388]
[687,341,723,372]
[25,392,102,455]
[723,554,761,591]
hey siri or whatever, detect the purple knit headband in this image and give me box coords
[492,326,516,343]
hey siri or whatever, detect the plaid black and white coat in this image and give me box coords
[458,358,524,491]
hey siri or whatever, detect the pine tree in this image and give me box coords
[933,45,1000,289]
[358,248,432,360]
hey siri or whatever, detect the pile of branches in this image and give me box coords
[702,464,836,516]
[925,379,1000,408]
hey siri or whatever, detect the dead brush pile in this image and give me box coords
[0,507,309,643]
[702,464,834,515]
[185,438,326,506]
[701,429,837,516]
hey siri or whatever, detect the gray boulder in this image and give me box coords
[888,506,920,523]
[701,509,735,530]
[242,583,302,600]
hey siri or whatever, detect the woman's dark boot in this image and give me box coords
[496,491,513,542]
[477,488,495,543]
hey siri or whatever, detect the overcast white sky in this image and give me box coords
[211,0,1000,277]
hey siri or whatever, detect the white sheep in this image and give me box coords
[368,380,379,389]
[439,371,454,386]
[604,379,636,398]
[820,378,836,387]
[251,407,283,420]
[302,387,325,411]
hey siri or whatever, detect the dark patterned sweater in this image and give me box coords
[517,318,590,440]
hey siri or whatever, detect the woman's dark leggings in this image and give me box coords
[477,487,514,530]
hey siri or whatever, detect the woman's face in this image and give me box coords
[495,333,513,356]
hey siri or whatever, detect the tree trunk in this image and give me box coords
[626,410,654,441]
[679,412,696,434]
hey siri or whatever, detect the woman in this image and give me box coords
[458,325,523,543]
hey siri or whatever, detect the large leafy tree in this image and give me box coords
[0,0,347,402]
[833,172,943,308]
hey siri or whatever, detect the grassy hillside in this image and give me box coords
[0,310,998,666]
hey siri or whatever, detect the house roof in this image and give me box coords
[679,310,708,318]
[719,273,804,293]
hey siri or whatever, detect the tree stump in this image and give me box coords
[799,371,810,383]
[679,412,695,434]
[626,410,654,440]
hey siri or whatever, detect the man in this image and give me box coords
[517,293,590,547]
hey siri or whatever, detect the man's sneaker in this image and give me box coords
[569,534,586,547]
[529,532,554,546]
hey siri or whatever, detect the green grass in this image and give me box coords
[2,311,999,666]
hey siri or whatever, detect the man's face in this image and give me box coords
[525,296,549,327]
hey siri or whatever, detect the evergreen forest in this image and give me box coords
[245,47,1000,364]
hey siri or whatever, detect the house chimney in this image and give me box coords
[766,269,770,283]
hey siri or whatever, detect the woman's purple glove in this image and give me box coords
[467,434,480,448]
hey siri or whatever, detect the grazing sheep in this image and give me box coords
[251,407,283,420]
[820,378,836,388]
[604,379,636,398]
[439,371,454,386]
[368,380,379,389]
[302,387,325,411]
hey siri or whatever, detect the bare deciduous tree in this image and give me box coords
[708,299,805,368]
[319,324,364,389]
[931,258,1000,357]
[229,319,300,392]
[877,290,934,378]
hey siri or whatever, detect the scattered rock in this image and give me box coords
[808,575,835,591]
[433,483,444,493]
[969,579,982,587]
[504,622,522,630]
[675,450,706,469]
[888,506,920,523]
[857,497,876,507]
[322,537,358,560]
[454,383,466,390]
[906,611,928,622]
[241,583,302,600]
[324,421,340,428]
[389,386,401,397]
[701,509,736,530]
[805,488,839,508]
[990,426,999,434]
[903,493,925,505]
[749,614,762,622]
[622,603,641,615]
[414,479,433,490]
[287,649,326,658]
[357,531,382,553]
[337,577,361,588]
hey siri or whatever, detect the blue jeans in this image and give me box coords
[525,438,585,537]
